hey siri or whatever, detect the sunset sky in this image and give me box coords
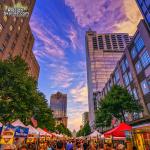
[30,0,142,131]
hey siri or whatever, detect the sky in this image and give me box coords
[30,0,142,131]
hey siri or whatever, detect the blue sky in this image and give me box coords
[30,0,142,131]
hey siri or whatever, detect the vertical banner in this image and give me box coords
[0,126,15,145]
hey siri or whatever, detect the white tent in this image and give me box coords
[37,128,51,136]
[89,131,101,138]
[12,119,26,127]
[27,125,39,134]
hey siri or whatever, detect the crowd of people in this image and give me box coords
[1,138,131,150]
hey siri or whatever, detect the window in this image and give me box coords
[9,25,13,31]
[134,35,144,52]
[145,0,150,7]
[137,0,142,5]
[0,24,3,33]
[140,79,150,95]
[135,61,142,74]
[121,60,126,73]
[3,15,7,22]
[114,69,120,82]
[18,26,21,31]
[21,18,24,23]
[131,47,137,59]
[146,13,150,23]
[128,71,133,82]
[132,88,138,100]
[141,50,150,68]
[123,73,129,86]
[142,3,147,13]
[125,58,129,68]
[13,17,16,22]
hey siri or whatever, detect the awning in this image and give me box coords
[104,122,132,137]
[12,119,26,127]
[27,125,39,134]
[89,131,101,137]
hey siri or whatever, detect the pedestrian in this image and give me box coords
[83,140,89,150]
[56,141,65,150]
[66,140,73,150]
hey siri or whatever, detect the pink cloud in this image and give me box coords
[65,0,142,34]
[30,20,66,59]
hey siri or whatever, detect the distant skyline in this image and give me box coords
[30,0,142,131]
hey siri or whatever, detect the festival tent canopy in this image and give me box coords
[27,125,39,134]
[89,131,101,138]
[101,134,125,140]
[37,127,52,136]
[12,119,26,127]
[104,122,132,137]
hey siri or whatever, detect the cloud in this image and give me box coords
[48,64,74,89]
[65,0,142,34]
[70,82,88,105]
[30,19,68,60]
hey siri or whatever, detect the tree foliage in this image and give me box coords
[95,85,143,128]
[0,57,55,131]
[76,122,91,137]
[56,123,72,137]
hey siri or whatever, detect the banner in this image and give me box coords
[14,126,29,137]
[0,127,14,145]
[26,134,36,143]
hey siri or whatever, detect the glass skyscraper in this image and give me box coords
[50,92,68,127]
[136,0,150,30]
[85,30,131,128]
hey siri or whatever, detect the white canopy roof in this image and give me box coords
[37,128,51,136]
[12,119,26,127]
[27,125,39,134]
[89,131,101,137]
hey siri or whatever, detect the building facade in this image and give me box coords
[136,0,150,31]
[100,20,150,123]
[82,112,89,126]
[50,92,68,127]
[0,0,39,79]
[85,30,131,127]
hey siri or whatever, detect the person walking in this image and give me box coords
[66,140,73,150]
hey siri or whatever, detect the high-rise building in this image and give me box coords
[50,92,68,127]
[136,0,150,31]
[82,112,89,126]
[0,0,39,79]
[85,30,131,128]
[100,20,150,125]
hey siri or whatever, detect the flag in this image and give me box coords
[31,116,38,128]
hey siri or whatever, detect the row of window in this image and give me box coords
[135,50,150,74]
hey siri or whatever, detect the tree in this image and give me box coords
[96,85,143,128]
[0,56,55,131]
[56,123,72,137]
[76,122,91,137]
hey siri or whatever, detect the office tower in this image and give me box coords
[100,20,150,124]
[0,0,39,79]
[82,112,89,126]
[50,92,68,127]
[85,30,131,128]
[136,0,150,31]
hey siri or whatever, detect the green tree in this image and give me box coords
[56,123,72,137]
[96,85,143,127]
[76,122,91,137]
[0,57,55,131]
